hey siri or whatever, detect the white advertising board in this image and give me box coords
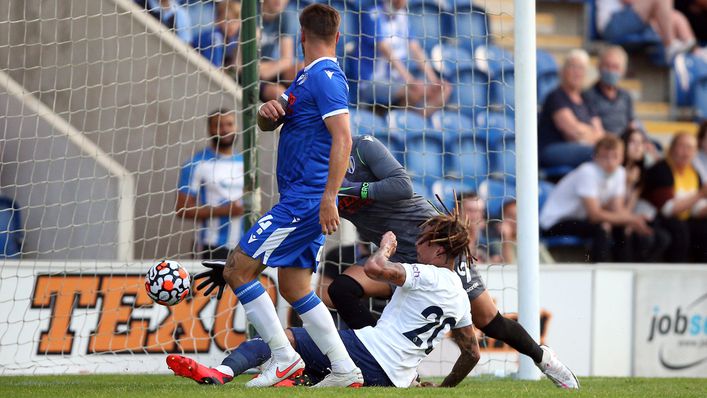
[634,269,707,377]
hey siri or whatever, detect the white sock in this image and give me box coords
[215,365,235,377]
[298,300,357,374]
[241,292,298,363]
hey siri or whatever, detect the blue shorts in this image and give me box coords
[290,327,393,387]
[602,6,655,43]
[239,196,325,268]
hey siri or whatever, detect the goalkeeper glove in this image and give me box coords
[194,260,227,300]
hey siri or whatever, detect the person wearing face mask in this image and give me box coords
[642,132,707,262]
[538,49,605,170]
[540,136,654,262]
[584,46,636,137]
[176,109,245,260]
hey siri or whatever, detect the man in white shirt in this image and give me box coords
[166,211,481,387]
[176,109,245,260]
[540,135,652,262]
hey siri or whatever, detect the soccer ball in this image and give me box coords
[145,260,191,306]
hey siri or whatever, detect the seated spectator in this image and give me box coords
[675,0,707,44]
[259,0,298,101]
[596,0,695,61]
[458,192,501,263]
[584,46,635,136]
[621,127,671,261]
[695,121,707,180]
[539,49,605,169]
[642,132,707,262]
[358,0,451,116]
[499,199,517,264]
[192,0,240,69]
[176,109,245,260]
[540,136,657,263]
[139,0,192,43]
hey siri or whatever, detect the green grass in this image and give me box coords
[0,375,705,398]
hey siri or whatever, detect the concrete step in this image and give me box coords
[643,120,697,136]
[489,13,556,35]
[499,33,583,52]
[635,101,671,120]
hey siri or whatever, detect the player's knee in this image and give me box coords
[223,249,256,287]
[328,274,364,309]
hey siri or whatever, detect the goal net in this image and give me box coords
[0,0,528,377]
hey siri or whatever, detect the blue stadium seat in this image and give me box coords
[478,178,515,221]
[444,129,488,190]
[349,107,387,136]
[478,45,514,111]
[0,197,22,258]
[429,43,475,82]
[404,130,445,193]
[453,68,489,119]
[537,49,559,106]
[489,136,515,182]
[429,178,478,211]
[475,111,514,148]
[444,2,489,52]
[407,0,444,53]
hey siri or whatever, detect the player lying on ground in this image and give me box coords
[325,135,579,390]
[168,213,480,387]
[213,4,362,388]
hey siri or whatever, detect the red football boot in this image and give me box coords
[166,354,233,385]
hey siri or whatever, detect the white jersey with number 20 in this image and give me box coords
[354,263,472,387]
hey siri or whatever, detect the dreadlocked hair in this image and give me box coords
[419,200,472,262]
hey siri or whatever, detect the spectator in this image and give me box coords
[675,0,707,44]
[499,199,517,264]
[621,127,671,261]
[193,0,240,69]
[540,136,655,263]
[539,49,605,169]
[584,46,635,136]
[642,132,707,262]
[457,192,501,263]
[259,0,298,101]
[695,121,707,180]
[358,0,451,116]
[140,0,193,43]
[176,109,245,260]
[596,0,696,61]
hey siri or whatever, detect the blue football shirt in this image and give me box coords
[277,57,349,198]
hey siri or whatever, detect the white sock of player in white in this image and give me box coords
[293,291,357,374]
[234,280,298,363]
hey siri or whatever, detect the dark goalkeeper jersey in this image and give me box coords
[338,135,437,262]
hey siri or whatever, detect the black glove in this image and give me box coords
[194,260,227,300]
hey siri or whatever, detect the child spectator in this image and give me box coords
[584,46,635,136]
[642,132,707,262]
[358,0,451,116]
[596,0,695,61]
[192,0,240,69]
[621,127,671,261]
[540,136,654,262]
[539,49,605,169]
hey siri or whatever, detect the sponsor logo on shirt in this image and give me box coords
[325,70,334,79]
[412,264,420,278]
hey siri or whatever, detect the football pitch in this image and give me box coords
[1,375,705,398]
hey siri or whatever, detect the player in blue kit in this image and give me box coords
[185,4,362,388]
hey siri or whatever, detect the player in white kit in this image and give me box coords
[167,210,480,387]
